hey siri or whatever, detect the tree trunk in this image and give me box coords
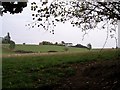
[118,20,120,48]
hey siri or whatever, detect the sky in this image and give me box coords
[0,0,119,48]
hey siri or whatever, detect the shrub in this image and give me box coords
[23,43,26,45]
[87,43,92,50]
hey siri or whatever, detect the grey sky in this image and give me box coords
[1,0,118,48]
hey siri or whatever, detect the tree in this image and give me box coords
[1,1,27,15]
[1,1,119,33]
[61,41,65,45]
[28,1,119,34]
[55,42,58,45]
[1,1,119,48]
[41,41,53,45]
[75,44,87,48]
[9,40,15,50]
[87,43,92,50]
[23,43,26,45]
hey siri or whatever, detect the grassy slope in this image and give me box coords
[2,49,120,88]
[2,44,87,54]
[15,45,87,52]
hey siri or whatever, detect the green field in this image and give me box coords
[2,48,120,88]
[2,44,120,89]
[2,44,88,55]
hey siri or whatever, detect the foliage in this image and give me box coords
[28,1,120,33]
[61,41,65,45]
[74,44,87,48]
[9,41,15,50]
[1,1,27,15]
[39,41,53,45]
[87,43,92,50]
[23,43,26,45]
[55,42,58,45]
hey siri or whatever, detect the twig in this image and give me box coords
[100,20,109,52]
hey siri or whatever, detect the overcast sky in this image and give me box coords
[0,0,118,48]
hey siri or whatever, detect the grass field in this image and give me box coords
[2,44,88,55]
[2,44,120,89]
[2,49,120,88]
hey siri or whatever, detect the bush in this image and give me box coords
[87,43,92,50]
[9,40,15,50]
[40,41,53,45]
[23,43,26,45]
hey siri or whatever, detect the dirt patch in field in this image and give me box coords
[14,50,34,53]
[54,58,120,90]
[2,52,78,58]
